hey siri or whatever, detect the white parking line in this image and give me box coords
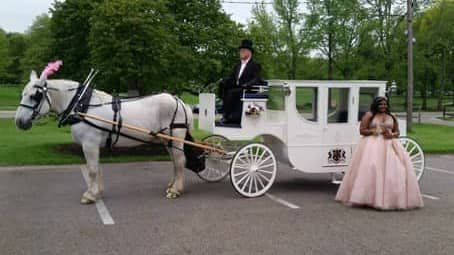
[265,194,300,209]
[80,166,115,225]
[426,166,454,175]
[422,194,440,200]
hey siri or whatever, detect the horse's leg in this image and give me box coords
[80,144,103,204]
[166,146,175,193]
[166,139,185,199]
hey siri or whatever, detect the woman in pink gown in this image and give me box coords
[335,96,424,210]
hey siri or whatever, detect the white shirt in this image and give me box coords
[237,58,250,85]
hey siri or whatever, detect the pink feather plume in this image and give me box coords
[40,60,63,79]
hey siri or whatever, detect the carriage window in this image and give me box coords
[328,88,350,123]
[295,87,318,122]
[267,86,285,111]
[358,88,379,120]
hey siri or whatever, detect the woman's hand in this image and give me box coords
[383,129,394,139]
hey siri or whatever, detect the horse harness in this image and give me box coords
[22,81,203,172]
[57,87,189,150]
[19,83,57,121]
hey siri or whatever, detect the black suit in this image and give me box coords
[219,59,265,123]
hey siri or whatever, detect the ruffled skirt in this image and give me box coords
[335,136,424,210]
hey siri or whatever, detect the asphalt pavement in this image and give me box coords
[0,156,453,255]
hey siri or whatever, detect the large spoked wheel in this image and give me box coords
[197,135,232,182]
[230,143,277,198]
[399,137,425,181]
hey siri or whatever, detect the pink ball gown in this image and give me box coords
[335,115,424,210]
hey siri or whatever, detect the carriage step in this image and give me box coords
[331,172,344,184]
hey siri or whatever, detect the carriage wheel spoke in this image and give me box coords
[258,163,275,169]
[253,175,259,193]
[205,168,212,179]
[410,152,422,160]
[257,168,274,175]
[234,164,252,170]
[248,176,253,193]
[256,173,266,189]
[238,153,253,163]
[233,169,249,177]
[257,155,272,166]
[408,144,417,155]
[241,176,251,191]
[257,171,271,183]
[256,149,267,164]
[236,171,250,184]
[404,141,410,150]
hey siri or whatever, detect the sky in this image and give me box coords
[0,0,255,33]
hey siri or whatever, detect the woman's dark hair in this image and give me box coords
[370,96,390,115]
[370,96,397,126]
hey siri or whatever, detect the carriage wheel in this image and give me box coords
[399,137,425,181]
[197,135,231,182]
[230,143,277,198]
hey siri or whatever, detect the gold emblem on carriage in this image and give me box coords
[328,148,346,164]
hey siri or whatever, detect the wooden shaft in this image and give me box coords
[77,112,225,154]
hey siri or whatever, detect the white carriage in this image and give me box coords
[197,80,425,198]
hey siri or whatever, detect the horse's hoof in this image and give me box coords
[81,192,96,204]
[80,196,95,204]
[166,192,179,199]
[166,188,181,199]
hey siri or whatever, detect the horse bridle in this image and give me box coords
[19,83,57,121]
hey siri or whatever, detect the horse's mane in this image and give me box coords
[91,89,112,103]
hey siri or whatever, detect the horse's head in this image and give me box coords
[15,71,53,130]
[16,60,63,130]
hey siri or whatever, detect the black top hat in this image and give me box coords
[238,39,254,52]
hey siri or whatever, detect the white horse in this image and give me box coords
[15,70,193,203]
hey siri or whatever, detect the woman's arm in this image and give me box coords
[391,114,400,138]
[359,112,376,136]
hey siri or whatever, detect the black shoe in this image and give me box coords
[219,118,232,124]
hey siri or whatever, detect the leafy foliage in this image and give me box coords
[20,14,53,83]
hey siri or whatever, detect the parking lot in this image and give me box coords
[1,155,454,255]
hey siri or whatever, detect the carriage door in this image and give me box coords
[321,87,354,171]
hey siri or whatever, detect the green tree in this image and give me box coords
[274,0,306,79]
[50,0,102,82]
[6,32,27,83]
[20,14,53,82]
[247,3,280,78]
[89,0,178,95]
[166,0,244,94]
[358,0,406,82]
[305,0,367,79]
[0,28,9,83]
[415,0,454,109]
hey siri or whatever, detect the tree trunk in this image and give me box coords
[421,83,427,110]
[437,50,446,110]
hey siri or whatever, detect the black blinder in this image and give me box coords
[30,91,44,102]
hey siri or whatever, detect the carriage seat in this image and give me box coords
[243,92,268,99]
[242,84,268,100]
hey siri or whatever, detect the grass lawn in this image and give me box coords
[0,117,210,166]
[0,114,451,166]
[179,91,198,105]
[408,124,454,154]
[0,84,22,110]
[388,95,452,112]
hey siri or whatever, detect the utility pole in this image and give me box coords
[407,0,414,132]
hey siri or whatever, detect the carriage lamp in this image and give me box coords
[386,81,397,97]
[385,81,398,107]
